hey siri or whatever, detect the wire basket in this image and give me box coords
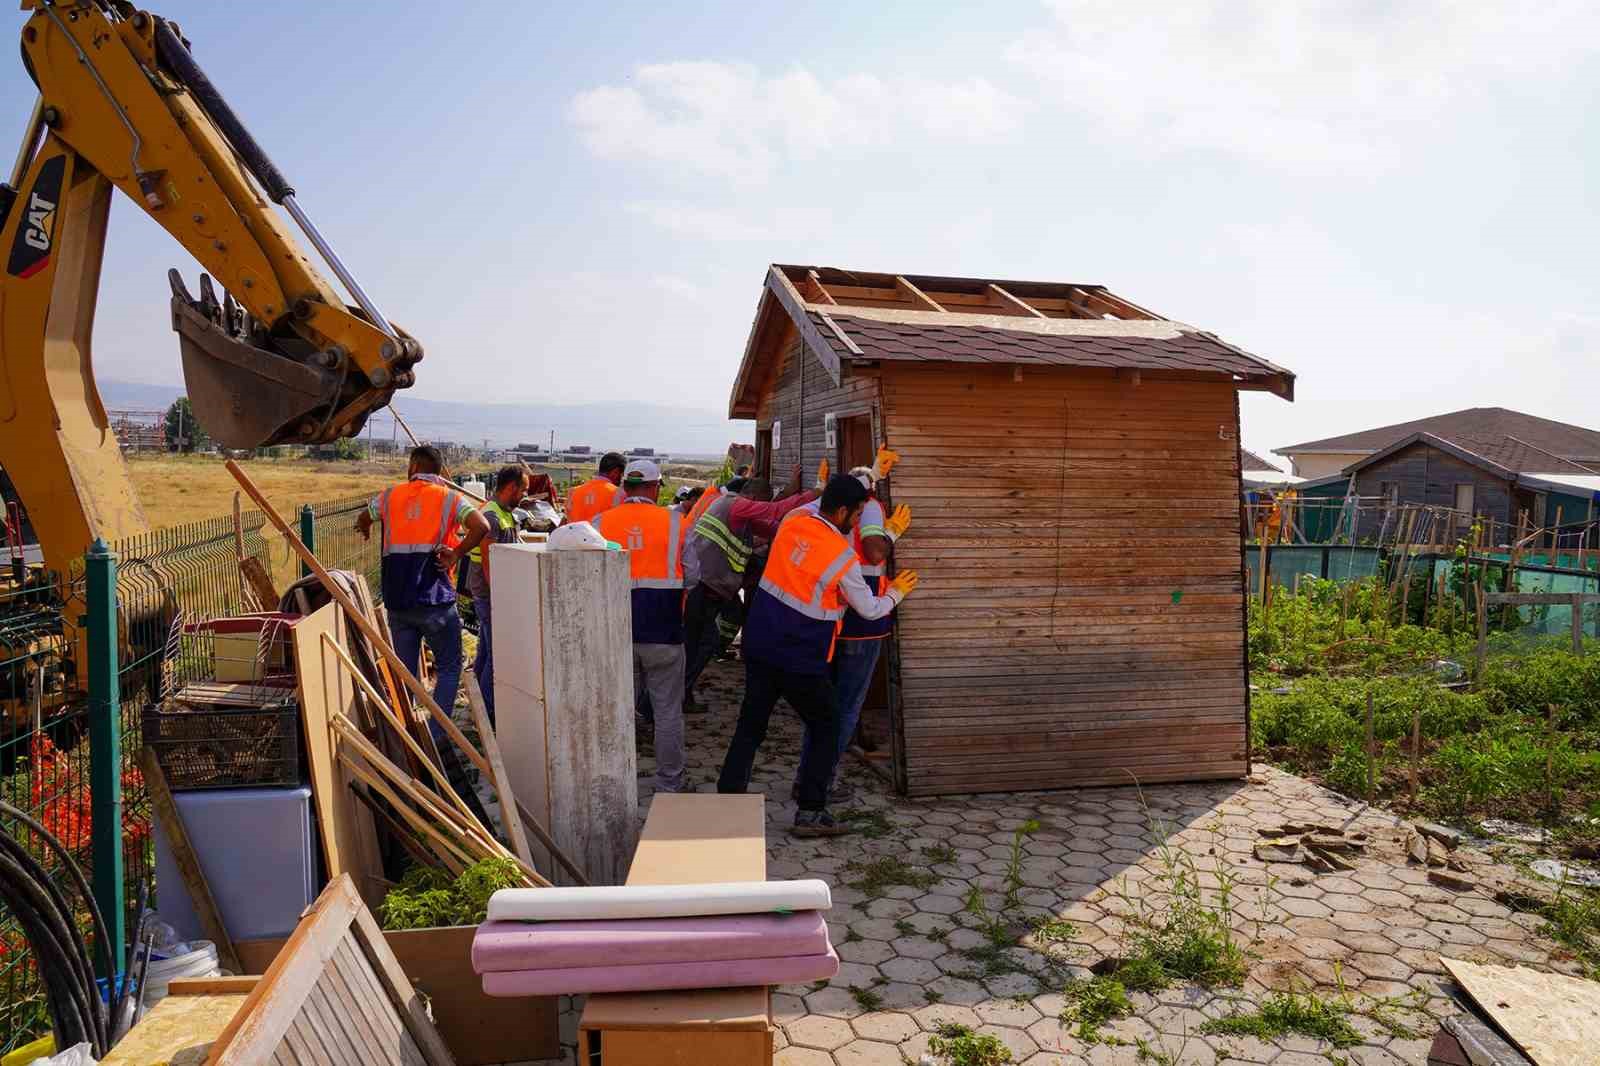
[142,687,302,790]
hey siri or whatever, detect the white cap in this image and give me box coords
[623,459,661,483]
[547,521,611,551]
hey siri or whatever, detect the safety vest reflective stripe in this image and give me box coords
[595,503,684,589]
[694,511,751,572]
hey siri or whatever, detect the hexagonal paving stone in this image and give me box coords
[774,1046,833,1066]
[785,1012,855,1051]
[804,985,860,1018]
[834,1038,904,1065]
[890,935,948,961]
[975,996,1041,1028]
[851,1011,919,1043]
[1278,896,1334,919]
[912,1002,981,1032]
[838,937,898,965]
[880,955,942,984]
[1346,951,1414,982]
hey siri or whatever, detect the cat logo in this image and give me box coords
[788,538,812,567]
[7,155,65,279]
[625,525,645,552]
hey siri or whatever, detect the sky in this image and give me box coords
[7,1,1597,457]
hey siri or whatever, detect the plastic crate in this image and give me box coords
[142,694,302,790]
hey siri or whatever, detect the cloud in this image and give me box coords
[1008,1,1600,168]
[570,63,1027,183]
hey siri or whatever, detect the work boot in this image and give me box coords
[791,810,853,838]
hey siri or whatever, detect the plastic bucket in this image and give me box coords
[141,941,220,1007]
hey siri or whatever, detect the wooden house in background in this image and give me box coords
[727,265,1295,796]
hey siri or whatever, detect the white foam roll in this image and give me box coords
[485,879,833,923]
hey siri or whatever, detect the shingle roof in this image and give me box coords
[1240,448,1280,472]
[1277,407,1600,473]
[808,311,1289,384]
[728,265,1295,417]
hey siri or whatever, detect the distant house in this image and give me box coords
[1322,431,1600,544]
[1275,407,1600,480]
[727,263,1294,795]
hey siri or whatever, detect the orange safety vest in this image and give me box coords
[567,477,625,525]
[596,500,686,643]
[684,485,722,531]
[745,513,858,668]
[377,479,465,557]
[374,478,465,607]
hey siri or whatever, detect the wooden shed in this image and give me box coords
[728,265,1295,796]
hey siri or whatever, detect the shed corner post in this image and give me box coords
[86,537,126,976]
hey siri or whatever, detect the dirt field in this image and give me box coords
[126,453,408,529]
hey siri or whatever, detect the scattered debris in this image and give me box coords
[1530,859,1600,888]
[1416,822,1462,850]
[1428,869,1475,893]
[1479,819,1548,845]
[1254,825,1367,872]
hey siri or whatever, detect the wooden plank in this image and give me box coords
[1441,956,1600,1066]
[765,265,840,386]
[290,604,385,908]
[1485,592,1600,606]
[142,749,243,975]
[171,976,262,996]
[206,875,454,1066]
[600,1029,769,1064]
[462,670,534,869]
[986,283,1046,318]
[894,275,945,311]
[625,793,765,886]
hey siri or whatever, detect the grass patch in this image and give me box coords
[921,842,958,864]
[1029,916,1076,947]
[1060,976,1133,1043]
[894,918,917,937]
[836,806,894,839]
[845,855,938,898]
[924,988,944,1004]
[847,984,882,1011]
[1516,882,1600,979]
[1200,988,1362,1048]
[927,1022,1013,1066]
[1002,818,1041,910]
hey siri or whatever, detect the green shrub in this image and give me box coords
[379,857,524,930]
[1428,726,1600,816]
[1481,648,1600,727]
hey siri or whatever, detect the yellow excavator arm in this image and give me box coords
[0,0,422,577]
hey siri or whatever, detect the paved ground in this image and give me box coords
[520,660,1574,1065]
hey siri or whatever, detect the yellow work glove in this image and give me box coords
[888,569,919,601]
[884,504,912,542]
[814,458,830,490]
[870,446,901,481]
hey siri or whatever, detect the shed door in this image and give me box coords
[837,414,873,474]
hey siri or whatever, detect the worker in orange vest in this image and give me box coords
[717,474,918,836]
[565,452,626,525]
[356,445,490,739]
[595,459,689,793]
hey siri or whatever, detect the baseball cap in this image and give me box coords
[623,459,661,483]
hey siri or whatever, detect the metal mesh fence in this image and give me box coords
[0,510,274,1051]
[306,495,380,598]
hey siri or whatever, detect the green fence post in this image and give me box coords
[85,538,125,977]
[299,504,316,578]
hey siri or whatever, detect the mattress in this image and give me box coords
[480,947,840,997]
[484,879,832,923]
[472,911,829,974]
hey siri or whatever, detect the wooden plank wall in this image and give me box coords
[878,364,1249,795]
[1349,442,1513,539]
[757,328,878,477]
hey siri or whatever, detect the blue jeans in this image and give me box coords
[389,603,464,741]
[471,592,495,726]
[796,638,883,791]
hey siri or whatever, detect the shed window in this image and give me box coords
[1453,483,1475,516]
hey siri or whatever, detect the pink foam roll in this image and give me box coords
[472,911,829,974]
[481,947,839,997]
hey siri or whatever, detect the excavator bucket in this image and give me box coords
[170,271,345,449]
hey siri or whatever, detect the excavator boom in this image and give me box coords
[11,0,420,449]
[0,0,424,578]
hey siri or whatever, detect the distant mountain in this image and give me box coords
[96,381,742,458]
